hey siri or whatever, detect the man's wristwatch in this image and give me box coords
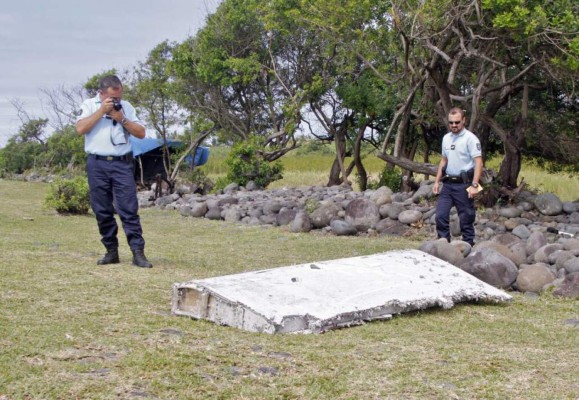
[120,117,128,125]
[471,182,479,188]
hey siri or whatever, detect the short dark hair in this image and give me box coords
[448,107,466,119]
[98,75,122,91]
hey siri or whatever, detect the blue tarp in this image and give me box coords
[129,136,209,166]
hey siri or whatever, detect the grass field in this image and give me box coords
[202,145,579,201]
[0,180,578,399]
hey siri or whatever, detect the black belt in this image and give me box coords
[442,176,465,184]
[89,153,132,161]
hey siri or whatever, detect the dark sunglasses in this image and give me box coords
[448,121,462,125]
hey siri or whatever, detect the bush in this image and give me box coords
[366,166,403,192]
[45,176,90,215]
[224,137,284,188]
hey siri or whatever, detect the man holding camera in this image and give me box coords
[76,75,152,268]
[432,107,483,246]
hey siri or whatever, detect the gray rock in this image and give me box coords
[398,210,423,225]
[554,251,575,270]
[512,224,531,239]
[533,243,564,264]
[475,242,522,267]
[263,200,283,215]
[276,208,298,226]
[526,231,547,256]
[460,248,519,289]
[563,257,579,274]
[562,238,579,251]
[451,241,473,257]
[310,203,342,229]
[223,182,240,193]
[500,207,523,218]
[245,181,259,191]
[205,207,223,220]
[291,211,312,233]
[189,202,208,218]
[369,186,393,206]
[516,264,556,293]
[223,208,242,222]
[380,203,406,220]
[562,202,577,214]
[345,198,380,231]
[552,272,579,298]
[534,193,563,216]
[411,184,435,203]
[330,219,358,236]
[421,239,464,266]
[259,214,277,225]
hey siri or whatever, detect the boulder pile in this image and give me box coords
[139,180,579,298]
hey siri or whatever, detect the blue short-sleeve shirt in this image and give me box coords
[441,128,482,176]
[76,96,144,156]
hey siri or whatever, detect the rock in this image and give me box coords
[533,243,564,263]
[276,208,298,226]
[398,210,423,225]
[379,203,406,220]
[223,208,242,222]
[451,241,472,257]
[411,184,435,203]
[562,238,579,251]
[552,272,579,298]
[491,233,521,247]
[263,200,283,215]
[420,239,464,266]
[291,211,312,233]
[534,193,563,216]
[512,224,531,239]
[310,203,342,229]
[554,251,575,270]
[245,181,259,191]
[526,231,547,256]
[205,207,223,220]
[563,257,579,274]
[515,264,556,293]
[475,242,522,267]
[369,186,393,206]
[460,248,519,289]
[189,202,208,218]
[499,207,523,218]
[562,202,577,214]
[223,182,240,193]
[345,198,380,231]
[330,219,358,236]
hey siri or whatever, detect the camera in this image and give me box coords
[111,97,122,111]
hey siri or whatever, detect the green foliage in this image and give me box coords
[295,140,334,156]
[366,166,403,192]
[224,136,284,188]
[44,176,90,215]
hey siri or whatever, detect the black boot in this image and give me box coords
[97,248,120,265]
[132,249,153,268]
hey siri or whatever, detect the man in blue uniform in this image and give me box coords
[432,107,483,246]
[76,75,152,268]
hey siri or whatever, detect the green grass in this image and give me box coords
[1,180,578,399]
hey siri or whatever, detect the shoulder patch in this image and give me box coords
[476,143,481,150]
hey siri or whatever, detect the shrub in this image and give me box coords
[224,137,284,188]
[366,166,403,192]
[45,176,90,215]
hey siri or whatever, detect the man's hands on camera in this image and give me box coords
[100,97,125,123]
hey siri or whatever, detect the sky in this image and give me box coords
[0,0,220,147]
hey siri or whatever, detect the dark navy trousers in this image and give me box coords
[435,182,476,244]
[87,156,145,251]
